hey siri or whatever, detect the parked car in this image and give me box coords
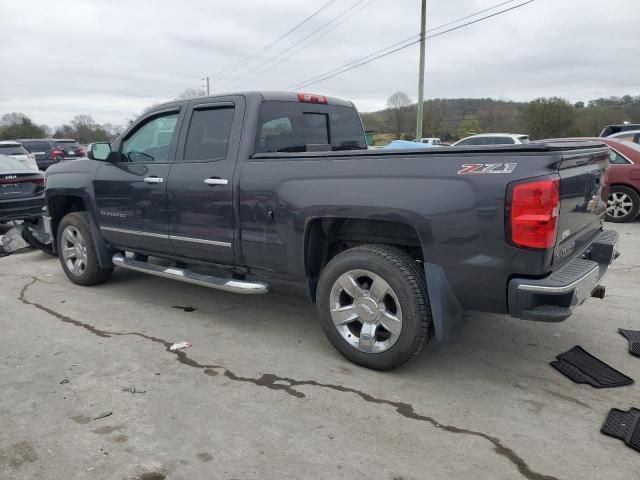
[0,141,39,172]
[415,137,442,145]
[452,133,530,146]
[19,139,62,170]
[43,91,617,370]
[0,154,45,224]
[600,124,640,137]
[20,138,86,170]
[52,139,85,160]
[592,138,640,223]
[550,137,640,223]
[607,130,640,145]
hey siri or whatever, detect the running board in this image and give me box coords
[112,253,268,294]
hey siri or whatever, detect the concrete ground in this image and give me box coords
[1,222,640,480]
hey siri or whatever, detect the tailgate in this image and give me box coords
[553,146,610,266]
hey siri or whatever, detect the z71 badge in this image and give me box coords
[457,163,517,175]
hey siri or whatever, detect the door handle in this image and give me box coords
[144,176,164,184]
[204,178,229,186]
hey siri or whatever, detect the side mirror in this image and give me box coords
[88,143,111,161]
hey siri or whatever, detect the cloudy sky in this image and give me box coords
[1,0,638,128]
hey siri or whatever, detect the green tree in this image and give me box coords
[457,114,482,138]
[522,97,576,139]
[0,112,47,140]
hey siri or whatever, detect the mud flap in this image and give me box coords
[424,263,464,341]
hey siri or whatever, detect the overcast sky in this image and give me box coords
[1,0,638,127]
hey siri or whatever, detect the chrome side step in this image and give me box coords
[112,253,268,294]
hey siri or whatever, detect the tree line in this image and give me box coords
[0,113,124,143]
[362,93,640,142]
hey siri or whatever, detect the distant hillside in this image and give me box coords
[360,95,640,142]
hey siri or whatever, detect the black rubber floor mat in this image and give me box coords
[619,329,640,358]
[551,346,634,388]
[601,408,640,453]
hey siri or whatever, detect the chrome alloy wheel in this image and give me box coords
[60,225,88,276]
[607,192,634,219]
[329,269,403,353]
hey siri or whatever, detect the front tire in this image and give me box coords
[316,244,432,370]
[57,212,113,286]
[606,186,640,223]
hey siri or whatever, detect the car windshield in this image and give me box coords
[0,144,29,155]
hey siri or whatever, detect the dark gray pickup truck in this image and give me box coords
[43,91,619,370]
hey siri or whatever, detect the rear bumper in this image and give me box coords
[0,195,45,223]
[508,230,619,321]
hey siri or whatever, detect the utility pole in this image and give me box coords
[202,77,211,95]
[415,0,427,142]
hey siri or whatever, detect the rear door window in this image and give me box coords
[254,101,366,154]
[183,106,235,161]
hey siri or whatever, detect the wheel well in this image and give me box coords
[48,195,87,236]
[305,218,423,300]
[610,183,640,195]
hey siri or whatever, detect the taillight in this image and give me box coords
[510,178,560,249]
[52,149,64,160]
[297,93,328,104]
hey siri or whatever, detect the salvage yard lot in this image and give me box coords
[1,222,640,480]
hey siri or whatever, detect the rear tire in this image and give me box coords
[606,186,640,223]
[57,212,113,286]
[316,244,432,370]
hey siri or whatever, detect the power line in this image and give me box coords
[230,0,375,90]
[212,0,337,83]
[101,1,337,104]
[289,0,536,91]
[287,0,525,90]
[216,0,369,91]
[288,0,524,90]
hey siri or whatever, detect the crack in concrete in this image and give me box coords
[17,276,559,480]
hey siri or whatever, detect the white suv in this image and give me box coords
[453,133,530,147]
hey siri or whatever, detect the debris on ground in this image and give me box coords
[92,411,113,421]
[60,379,70,385]
[169,342,192,351]
[172,305,197,312]
[0,225,30,254]
[121,386,146,394]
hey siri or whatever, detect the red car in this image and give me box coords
[555,138,640,223]
[596,138,640,223]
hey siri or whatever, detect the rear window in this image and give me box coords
[484,137,515,145]
[254,101,367,154]
[22,141,51,152]
[518,136,530,144]
[56,141,81,149]
[0,144,29,155]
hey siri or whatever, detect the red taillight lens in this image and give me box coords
[510,178,560,249]
[52,149,64,160]
[297,93,328,104]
